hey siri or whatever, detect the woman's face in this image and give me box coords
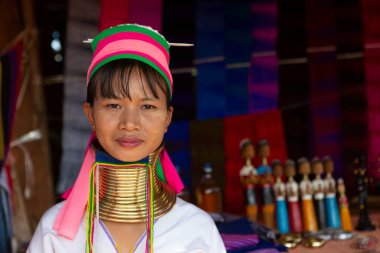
[83,68,173,162]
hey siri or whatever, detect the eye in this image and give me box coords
[106,104,121,109]
[142,104,156,110]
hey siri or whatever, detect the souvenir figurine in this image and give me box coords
[323,156,341,229]
[256,140,272,175]
[354,156,375,231]
[262,170,275,228]
[298,157,318,232]
[311,157,327,230]
[239,139,258,222]
[285,159,303,233]
[337,178,352,232]
[272,160,290,234]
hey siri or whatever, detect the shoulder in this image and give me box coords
[154,198,226,252]
[37,201,66,232]
[27,201,87,252]
[168,198,214,223]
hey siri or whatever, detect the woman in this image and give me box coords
[27,24,226,253]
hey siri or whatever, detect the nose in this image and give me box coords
[118,107,140,131]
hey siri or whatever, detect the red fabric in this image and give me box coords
[224,109,287,214]
[99,0,162,32]
[99,0,129,32]
[362,0,380,179]
[128,0,162,32]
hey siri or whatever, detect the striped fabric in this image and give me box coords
[305,0,344,178]
[335,0,367,190]
[221,233,259,250]
[362,0,380,179]
[249,0,278,113]
[195,0,226,120]
[224,2,251,116]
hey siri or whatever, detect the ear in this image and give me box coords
[165,106,173,132]
[83,102,95,129]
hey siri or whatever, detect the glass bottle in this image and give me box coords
[195,163,222,213]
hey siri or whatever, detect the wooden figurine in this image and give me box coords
[257,139,272,175]
[285,159,303,233]
[262,170,275,228]
[239,139,258,222]
[311,157,327,230]
[354,156,375,231]
[298,157,318,232]
[323,156,341,229]
[337,178,352,232]
[272,160,290,234]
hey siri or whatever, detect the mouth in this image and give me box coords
[116,137,143,148]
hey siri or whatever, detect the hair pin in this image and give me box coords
[82,38,193,47]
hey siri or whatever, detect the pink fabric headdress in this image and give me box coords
[53,24,184,239]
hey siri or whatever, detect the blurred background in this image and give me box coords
[1,0,380,250]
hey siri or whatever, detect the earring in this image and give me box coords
[93,125,96,130]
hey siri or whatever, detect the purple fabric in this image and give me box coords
[221,233,259,250]
[249,0,278,113]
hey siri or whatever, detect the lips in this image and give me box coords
[116,136,143,148]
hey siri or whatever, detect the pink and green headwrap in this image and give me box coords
[87,24,173,98]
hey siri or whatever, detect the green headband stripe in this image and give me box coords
[91,25,170,53]
[90,54,172,98]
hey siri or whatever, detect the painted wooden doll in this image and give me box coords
[262,170,275,228]
[239,139,258,222]
[285,159,303,233]
[272,160,290,234]
[257,139,272,175]
[298,157,318,232]
[311,157,327,230]
[337,178,352,232]
[323,156,341,229]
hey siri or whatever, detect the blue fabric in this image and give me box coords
[325,195,341,228]
[275,199,290,234]
[164,121,192,190]
[224,2,251,116]
[196,1,226,119]
[256,165,272,175]
[95,149,149,164]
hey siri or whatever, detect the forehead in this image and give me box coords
[96,65,159,99]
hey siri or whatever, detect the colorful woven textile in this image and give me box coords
[249,0,278,113]
[362,0,380,179]
[195,1,226,120]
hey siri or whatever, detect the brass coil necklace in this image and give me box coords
[96,147,176,223]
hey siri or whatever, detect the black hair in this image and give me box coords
[87,59,171,108]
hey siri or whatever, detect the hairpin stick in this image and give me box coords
[168,43,194,47]
[83,39,93,43]
[82,38,193,47]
